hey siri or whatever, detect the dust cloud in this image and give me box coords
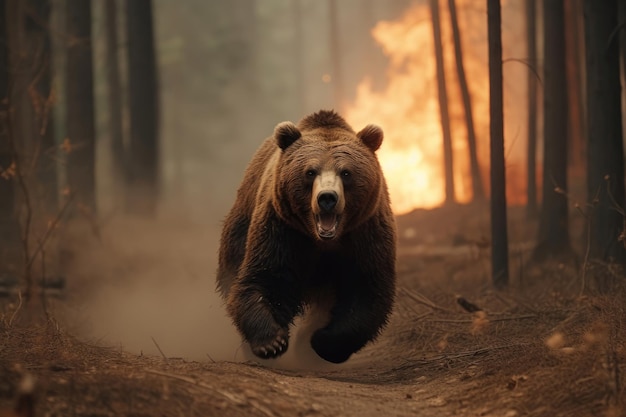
[56,210,345,371]
[56,214,242,362]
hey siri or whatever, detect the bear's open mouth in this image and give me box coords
[316,213,339,239]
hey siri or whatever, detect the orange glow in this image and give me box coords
[346,2,527,214]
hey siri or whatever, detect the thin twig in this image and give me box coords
[27,191,75,271]
[440,343,530,359]
[427,314,536,323]
[400,287,451,313]
[580,209,592,296]
[206,353,216,363]
[502,57,543,86]
[6,105,34,300]
[145,369,278,417]
[578,184,600,296]
[40,248,49,320]
[151,336,167,360]
[399,343,532,368]
[605,175,625,216]
[9,290,23,327]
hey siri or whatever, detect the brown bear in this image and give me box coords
[216,110,396,364]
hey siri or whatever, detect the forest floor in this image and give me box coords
[0,204,625,417]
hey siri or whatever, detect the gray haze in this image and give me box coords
[56,0,527,366]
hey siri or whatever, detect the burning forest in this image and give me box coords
[0,1,625,416]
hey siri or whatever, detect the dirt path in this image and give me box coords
[0,324,517,417]
[2,253,623,417]
[1,206,624,416]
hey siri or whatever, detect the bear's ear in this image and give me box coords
[274,121,302,150]
[357,124,384,152]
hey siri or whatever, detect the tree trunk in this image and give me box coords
[526,0,538,218]
[487,0,509,289]
[564,0,585,178]
[6,0,58,217]
[328,0,344,111]
[583,0,626,265]
[104,0,125,195]
[0,0,22,271]
[428,0,455,205]
[66,0,96,212]
[447,0,484,202]
[29,0,57,216]
[619,0,626,155]
[125,0,159,216]
[533,0,572,261]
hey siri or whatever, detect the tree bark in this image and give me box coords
[533,0,572,261]
[66,0,96,212]
[104,0,125,194]
[564,0,585,178]
[487,0,509,289]
[0,0,22,269]
[428,0,455,205]
[526,0,538,218]
[583,0,626,265]
[125,0,159,215]
[447,0,484,202]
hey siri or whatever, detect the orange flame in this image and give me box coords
[346,2,527,214]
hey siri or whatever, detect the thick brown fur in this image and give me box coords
[216,110,396,364]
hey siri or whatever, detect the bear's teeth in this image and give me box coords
[317,213,338,238]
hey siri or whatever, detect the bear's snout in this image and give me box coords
[317,191,338,212]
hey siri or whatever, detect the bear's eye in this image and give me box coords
[306,169,317,177]
[340,170,351,178]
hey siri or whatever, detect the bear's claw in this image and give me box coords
[250,329,289,359]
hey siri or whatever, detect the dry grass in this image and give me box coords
[0,204,624,416]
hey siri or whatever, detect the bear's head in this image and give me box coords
[272,110,386,241]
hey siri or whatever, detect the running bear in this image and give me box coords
[216,110,396,364]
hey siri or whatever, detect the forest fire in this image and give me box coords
[346,1,526,214]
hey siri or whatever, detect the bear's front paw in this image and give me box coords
[249,327,289,359]
[311,329,354,364]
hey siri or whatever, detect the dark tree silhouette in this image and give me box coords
[6,0,58,216]
[525,0,538,218]
[447,0,484,202]
[564,0,585,177]
[583,0,626,265]
[621,1,626,94]
[125,0,160,215]
[66,0,96,212]
[0,0,22,269]
[533,0,572,261]
[104,0,125,192]
[428,0,455,205]
[28,0,57,215]
[487,0,509,288]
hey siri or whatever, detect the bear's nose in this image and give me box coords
[317,191,338,212]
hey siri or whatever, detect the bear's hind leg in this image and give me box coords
[310,285,393,364]
[217,215,250,296]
